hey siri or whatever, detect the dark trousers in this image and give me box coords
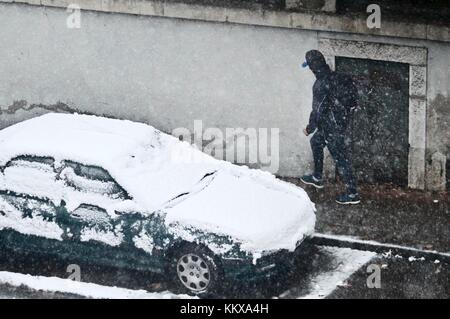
[310,129,357,194]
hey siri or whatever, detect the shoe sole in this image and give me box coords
[335,199,361,205]
[300,178,324,189]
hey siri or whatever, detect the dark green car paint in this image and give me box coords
[0,186,253,266]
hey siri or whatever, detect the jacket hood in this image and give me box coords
[305,50,330,79]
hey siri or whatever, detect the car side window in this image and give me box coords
[1,156,57,198]
[59,161,129,199]
[0,192,57,222]
[5,156,55,171]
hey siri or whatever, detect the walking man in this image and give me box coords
[300,50,360,205]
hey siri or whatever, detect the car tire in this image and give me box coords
[167,243,223,297]
[294,239,319,273]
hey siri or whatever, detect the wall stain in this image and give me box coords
[427,93,450,159]
[0,100,82,116]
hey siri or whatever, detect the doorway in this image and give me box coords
[335,57,410,186]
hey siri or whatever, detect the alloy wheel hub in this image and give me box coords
[177,253,210,292]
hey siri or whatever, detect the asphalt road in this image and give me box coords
[0,242,448,299]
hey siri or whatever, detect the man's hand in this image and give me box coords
[303,128,309,136]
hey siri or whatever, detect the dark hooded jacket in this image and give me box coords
[305,51,357,135]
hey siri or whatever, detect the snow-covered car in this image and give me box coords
[0,113,316,295]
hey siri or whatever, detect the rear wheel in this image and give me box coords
[168,244,223,296]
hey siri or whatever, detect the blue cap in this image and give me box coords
[301,61,308,68]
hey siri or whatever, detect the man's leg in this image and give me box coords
[310,130,327,180]
[301,130,326,189]
[326,131,359,202]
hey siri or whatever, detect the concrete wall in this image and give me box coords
[0,2,449,186]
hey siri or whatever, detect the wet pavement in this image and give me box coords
[282,179,450,253]
[0,242,448,299]
[329,256,449,299]
[0,284,82,299]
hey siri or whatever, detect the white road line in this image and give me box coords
[313,233,450,260]
[280,246,376,299]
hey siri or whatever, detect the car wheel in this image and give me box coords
[169,244,223,296]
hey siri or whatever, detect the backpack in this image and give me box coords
[329,72,358,125]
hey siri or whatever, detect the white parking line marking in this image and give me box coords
[312,233,450,262]
[280,246,376,299]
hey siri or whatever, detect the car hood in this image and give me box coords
[164,170,316,254]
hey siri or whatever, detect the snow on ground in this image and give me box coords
[280,246,376,299]
[0,271,193,299]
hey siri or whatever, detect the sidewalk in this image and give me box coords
[282,178,449,253]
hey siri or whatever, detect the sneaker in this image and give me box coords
[336,193,361,205]
[300,175,324,189]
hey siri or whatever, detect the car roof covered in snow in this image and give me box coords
[0,113,158,166]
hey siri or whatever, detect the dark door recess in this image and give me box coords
[336,57,410,186]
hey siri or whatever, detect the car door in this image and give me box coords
[0,156,65,253]
[55,202,130,264]
[56,160,158,268]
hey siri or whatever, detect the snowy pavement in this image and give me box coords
[0,271,193,299]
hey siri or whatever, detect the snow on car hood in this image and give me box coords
[165,170,316,254]
[0,113,316,253]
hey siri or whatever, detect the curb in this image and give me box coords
[311,234,450,264]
